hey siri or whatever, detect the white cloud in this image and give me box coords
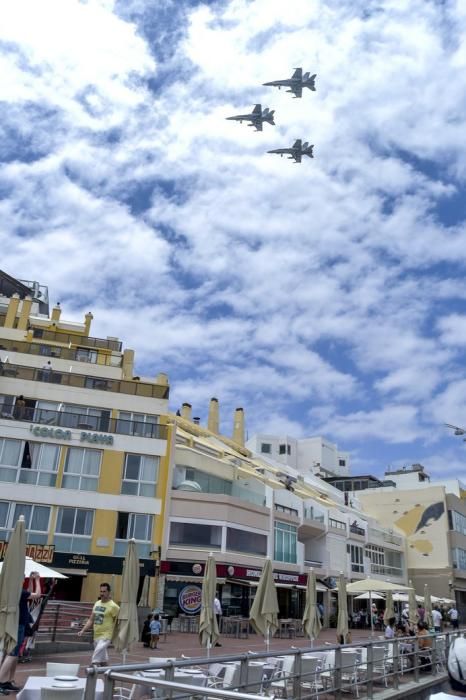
[2,0,466,477]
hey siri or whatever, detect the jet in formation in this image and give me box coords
[226,104,275,131]
[267,139,314,163]
[263,68,316,98]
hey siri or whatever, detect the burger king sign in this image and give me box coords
[178,585,202,614]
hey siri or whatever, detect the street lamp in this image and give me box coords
[445,423,466,438]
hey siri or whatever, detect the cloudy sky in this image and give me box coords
[1,0,466,480]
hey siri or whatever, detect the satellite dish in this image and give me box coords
[176,480,202,492]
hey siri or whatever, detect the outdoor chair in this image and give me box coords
[299,656,321,699]
[46,663,80,677]
[360,645,387,687]
[340,650,361,697]
[270,655,295,698]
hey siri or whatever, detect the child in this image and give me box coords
[150,614,161,649]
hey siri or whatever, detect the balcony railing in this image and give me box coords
[0,363,169,399]
[32,328,122,351]
[0,405,167,440]
[350,523,365,537]
[0,337,122,367]
[370,563,404,577]
[303,506,325,523]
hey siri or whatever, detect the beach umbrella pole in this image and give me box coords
[266,624,270,653]
[370,593,374,637]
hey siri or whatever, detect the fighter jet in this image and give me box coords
[226,104,275,131]
[268,139,314,163]
[263,68,316,98]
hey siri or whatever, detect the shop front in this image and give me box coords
[160,560,323,619]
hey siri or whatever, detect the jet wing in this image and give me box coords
[254,120,263,131]
[288,84,302,98]
[292,68,302,79]
[294,152,302,163]
[292,139,302,149]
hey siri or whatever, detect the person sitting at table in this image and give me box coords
[0,572,42,694]
[417,621,432,672]
[385,617,396,639]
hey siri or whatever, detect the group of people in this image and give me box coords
[141,614,162,649]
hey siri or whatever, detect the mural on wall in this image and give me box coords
[394,501,445,560]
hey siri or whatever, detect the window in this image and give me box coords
[122,454,159,496]
[117,412,159,438]
[60,405,110,432]
[275,503,299,517]
[329,518,346,531]
[348,544,364,572]
[62,448,101,491]
[0,438,22,481]
[114,512,153,557]
[287,445,291,455]
[227,528,267,555]
[54,507,94,553]
[339,459,346,467]
[453,548,466,571]
[450,510,466,536]
[274,521,297,563]
[365,544,384,567]
[0,439,59,486]
[75,348,98,363]
[0,501,51,544]
[169,522,221,548]
[279,444,286,455]
[261,443,271,454]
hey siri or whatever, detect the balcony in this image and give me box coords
[304,506,325,523]
[0,404,168,440]
[32,328,122,351]
[0,337,122,367]
[350,523,366,537]
[370,563,404,577]
[0,363,169,399]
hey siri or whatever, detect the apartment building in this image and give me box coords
[358,464,466,615]
[0,270,171,603]
[158,400,406,620]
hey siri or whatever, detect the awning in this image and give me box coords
[166,575,226,584]
[296,583,328,592]
[228,579,309,590]
[55,567,88,577]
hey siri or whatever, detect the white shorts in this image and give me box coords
[92,638,111,664]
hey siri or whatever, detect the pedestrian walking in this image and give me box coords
[448,605,459,630]
[150,614,161,649]
[213,593,222,647]
[77,582,120,666]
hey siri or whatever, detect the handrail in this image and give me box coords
[32,328,122,351]
[84,629,459,700]
[0,401,167,439]
[0,337,122,366]
[0,363,169,399]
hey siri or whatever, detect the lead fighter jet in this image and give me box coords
[263,68,316,98]
[268,139,314,163]
[226,104,275,131]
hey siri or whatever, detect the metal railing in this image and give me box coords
[350,524,365,536]
[0,363,169,399]
[32,328,122,351]
[0,337,122,366]
[0,402,167,439]
[83,629,462,700]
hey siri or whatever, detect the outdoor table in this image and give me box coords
[17,677,104,700]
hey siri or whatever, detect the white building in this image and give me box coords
[246,433,350,478]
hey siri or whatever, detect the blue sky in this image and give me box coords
[1,0,466,480]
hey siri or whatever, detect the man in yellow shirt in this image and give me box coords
[78,582,120,665]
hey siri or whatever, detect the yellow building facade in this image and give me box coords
[0,271,171,604]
